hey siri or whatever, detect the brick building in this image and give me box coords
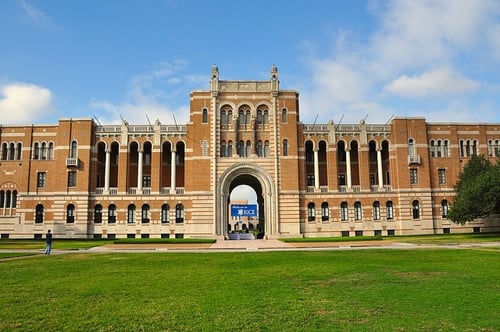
[1,65,499,239]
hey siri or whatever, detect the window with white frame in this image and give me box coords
[127,204,136,224]
[386,201,394,220]
[37,172,47,188]
[373,201,380,220]
[161,204,170,223]
[307,202,316,221]
[321,202,329,221]
[410,169,418,184]
[354,201,362,220]
[441,200,448,218]
[438,169,446,184]
[340,202,348,221]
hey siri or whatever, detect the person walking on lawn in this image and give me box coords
[45,230,53,255]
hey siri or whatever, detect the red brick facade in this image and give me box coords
[1,66,499,238]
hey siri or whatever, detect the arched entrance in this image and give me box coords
[216,163,278,239]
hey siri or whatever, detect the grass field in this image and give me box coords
[1,248,499,331]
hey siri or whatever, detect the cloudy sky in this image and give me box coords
[1,0,500,126]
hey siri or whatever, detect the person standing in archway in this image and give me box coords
[45,230,53,255]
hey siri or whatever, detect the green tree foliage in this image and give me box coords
[448,155,500,224]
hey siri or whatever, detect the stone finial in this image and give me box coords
[211,64,219,80]
[270,64,278,79]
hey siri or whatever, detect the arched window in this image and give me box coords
[227,141,233,157]
[256,109,263,124]
[202,108,208,124]
[408,138,415,157]
[127,204,136,224]
[238,140,245,157]
[16,142,22,160]
[108,204,117,223]
[35,204,44,223]
[4,190,10,209]
[161,204,170,223]
[220,141,226,157]
[373,201,380,220]
[283,139,288,156]
[11,190,17,208]
[321,202,329,221]
[66,204,75,223]
[70,140,78,159]
[386,201,394,220]
[33,142,40,160]
[430,140,435,157]
[307,202,315,222]
[282,108,287,123]
[94,204,103,223]
[9,142,15,160]
[1,143,7,160]
[238,110,245,124]
[354,201,362,221]
[141,204,150,223]
[443,140,449,157]
[264,141,270,157]
[263,110,269,124]
[41,142,47,160]
[221,110,227,125]
[245,110,251,124]
[257,141,263,157]
[412,200,420,219]
[340,202,348,221]
[245,140,252,157]
[48,142,54,159]
[176,204,184,223]
[441,200,448,218]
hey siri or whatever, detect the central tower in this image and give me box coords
[185,65,302,239]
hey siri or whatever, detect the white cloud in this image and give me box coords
[20,0,62,30]
[384,67,479,98]
[369,0,499,74]
[91,61,205,125]
[0,83,56,124]
[302,0,500,124]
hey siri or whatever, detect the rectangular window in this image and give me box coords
[438,169,446,184]
[37,172,46,187]
[143,176,151,188]
[410,169,418,184]
[306,175,315,186]
[67,171,77,187]
[338,173,346,186]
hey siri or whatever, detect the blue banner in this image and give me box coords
[231,204,258,217]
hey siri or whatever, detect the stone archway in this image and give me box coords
[216,163,277,239]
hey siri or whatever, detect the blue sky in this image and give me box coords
[1,0,500,126]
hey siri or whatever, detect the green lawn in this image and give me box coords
[1,249,498,331]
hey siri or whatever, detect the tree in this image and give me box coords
[448,155,500,224]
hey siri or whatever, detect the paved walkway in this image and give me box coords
[1,239,499,257]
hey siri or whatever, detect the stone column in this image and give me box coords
[377,148,384,189]
[346,148,352,189]
[170,149,177,193]
[104,149,111,193]
[137,150,143,192]
[314,147,320,190]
